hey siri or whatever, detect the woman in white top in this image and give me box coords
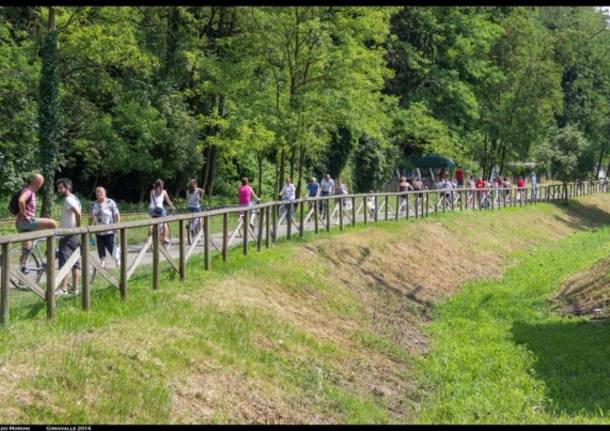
[89,186,120,269]
[148,179,175,246]
[186,178,205,212]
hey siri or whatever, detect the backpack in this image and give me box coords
[8,187,28,215]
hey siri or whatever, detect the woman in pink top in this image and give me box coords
[237,177,259,207]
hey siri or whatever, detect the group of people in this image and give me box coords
[11,174,206,295]
[10,168,542,295]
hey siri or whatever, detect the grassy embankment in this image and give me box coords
[1,194,609,423]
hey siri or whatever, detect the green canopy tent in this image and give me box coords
[413,154,456,169]
[412,154,456,184]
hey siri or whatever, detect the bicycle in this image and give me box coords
[10,238,98,292]
[187,206,208,246]
[149,208,174,249]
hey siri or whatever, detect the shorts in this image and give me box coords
[149,208,167,218]
[187,207,202,213]
[16,218,40,232]
[58,235,81,270]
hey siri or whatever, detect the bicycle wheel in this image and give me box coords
[164,223,172,249]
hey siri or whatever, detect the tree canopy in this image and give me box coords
[1,6,609,212]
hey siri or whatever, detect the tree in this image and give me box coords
[534,125,592,200]
[39,6,61,216]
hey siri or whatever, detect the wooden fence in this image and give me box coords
[0,179,608,324]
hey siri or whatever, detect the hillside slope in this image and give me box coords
[1,195,610,424]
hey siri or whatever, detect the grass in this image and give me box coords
[416,222,610,424]
[2,194,610,423]
[1,223,409,424]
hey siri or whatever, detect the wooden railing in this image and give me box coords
[0,179,608,324]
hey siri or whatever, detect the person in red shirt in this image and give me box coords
[475,176,489,208]
[516,176,526,202]
[455,166,465,187]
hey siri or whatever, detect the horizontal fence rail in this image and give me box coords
[0,180,608,324]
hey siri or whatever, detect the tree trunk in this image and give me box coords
[257,152,264,197]
[289,146,296,182]
[206,145,217,196]
[498,144,507,177]
[596,147,605,179]
[278,148,286,193]
[39,6,60,218]
[296,144,306,199]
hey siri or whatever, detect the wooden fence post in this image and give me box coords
[243,209,249,255]
[363,196,368,225]
[152,224,159,290]
[339,198,344,231]
[46,235,56,319]
[314,199,319,233]
[179,220,186,281]
[384,195,389,221]
[222,213,228,262]
[265,206,270,248]
[287,203,292,240]
[272,204,277,242]
[406,194,410,220]
[326,199,331,232]
[258,207,265,250]
[299,200,305,239]
[351,196,356,227]
[204,215,210,270]
[120,228,127,300]
[1,243,10,325]
[81,232,90,311]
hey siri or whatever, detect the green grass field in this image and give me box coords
[1,194,610,423]
[417,221,610,424]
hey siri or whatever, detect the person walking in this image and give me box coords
[516,176,526,203]
[56,178,82,296]
[455,166,465,187]
[11,173,57,273]
[398,176,413,215]
[306,177,320,211]
[279,177,296,221]
[89,186,120,269]
[320,173,335,216]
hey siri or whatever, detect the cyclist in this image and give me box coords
[186,178,205,234]
[148,179,175,247]
[56,178,82,297]
[237,177,259,228]
[238,177,258,208]
[13,173,57,273]
[89,186,120,269]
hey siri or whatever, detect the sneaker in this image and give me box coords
[68,289,79,296]
[55,289,68,297]
[20,266,30,275]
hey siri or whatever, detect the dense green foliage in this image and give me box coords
[0,6,609,212]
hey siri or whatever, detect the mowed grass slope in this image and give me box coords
[1,195,610,423]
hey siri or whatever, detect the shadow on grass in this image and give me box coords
[512,319,610,416]
[551,199,610,231]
